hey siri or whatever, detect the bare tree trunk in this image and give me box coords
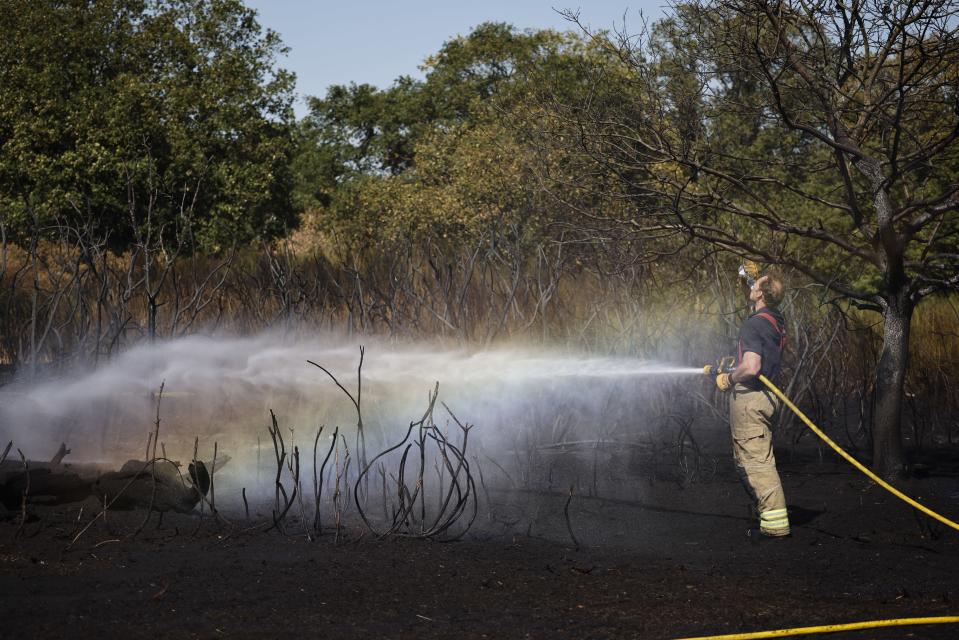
[147,294,158,342]
[872,290,911,478]
[29,240,39,379]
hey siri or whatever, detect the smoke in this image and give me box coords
[0,332,704,495]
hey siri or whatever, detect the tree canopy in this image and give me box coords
[293,23,649,260]
[0,0,297,251]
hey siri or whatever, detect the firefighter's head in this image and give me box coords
[750,273,785,308]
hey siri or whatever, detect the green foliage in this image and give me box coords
[293,22,646,264]
[295,23,568,190]
[316,122,544,253]
[0,0,296,250]
[641,2,959,305]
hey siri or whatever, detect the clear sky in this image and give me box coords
[243,1,668,117]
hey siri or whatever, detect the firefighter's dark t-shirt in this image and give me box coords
[737,306,786,390]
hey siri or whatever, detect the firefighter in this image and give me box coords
[714,270,790,538]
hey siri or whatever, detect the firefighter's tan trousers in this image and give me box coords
[730,385,790,536]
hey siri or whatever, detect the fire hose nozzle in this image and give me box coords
[703,356,735,376]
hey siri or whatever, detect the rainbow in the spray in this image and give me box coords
[0,333,701,463]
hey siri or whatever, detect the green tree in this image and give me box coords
[0,0,296,251]
[293,23,588,207]
[292,23,655,342]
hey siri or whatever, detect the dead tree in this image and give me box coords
[308,347,368,504]
[312,425,338,537]
[353,385,478,540]
[266,410,299,533]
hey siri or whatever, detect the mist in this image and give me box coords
[0,332,705,497]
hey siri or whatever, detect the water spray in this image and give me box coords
[0,334,706,468]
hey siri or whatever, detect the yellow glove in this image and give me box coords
[715,373,732,392]
[743,260,760,281]
[704,356,735,376]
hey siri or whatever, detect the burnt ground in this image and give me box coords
[2,449,958,640]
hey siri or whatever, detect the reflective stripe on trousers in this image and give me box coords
[760,508,790,535]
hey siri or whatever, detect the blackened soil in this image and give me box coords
[2,455,958,639]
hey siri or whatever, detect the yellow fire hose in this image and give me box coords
[676,616,959,640]
[679,374,959,639]
[757,374,959,534]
